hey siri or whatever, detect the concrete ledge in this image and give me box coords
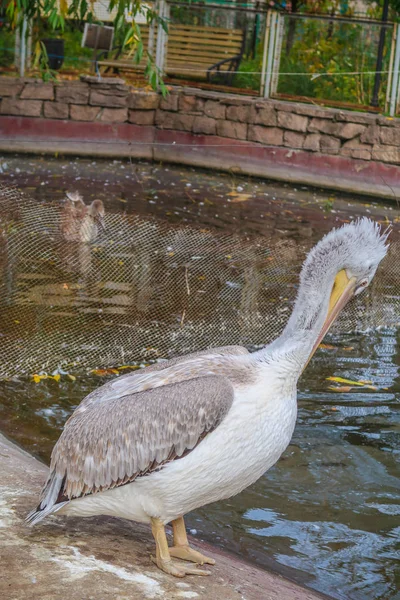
[0,432,328,600]
[1,115,399,199]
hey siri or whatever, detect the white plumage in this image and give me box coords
[27,218,389,577]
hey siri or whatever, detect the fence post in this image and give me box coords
[386,23,396,112]
[263,11,278,98]
[270,12,284,96]
[19,16,28,78]
[260,11,271,96]
[389,23,400,117]
[155,0,169,86]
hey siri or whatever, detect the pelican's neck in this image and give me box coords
[255,255,337,374]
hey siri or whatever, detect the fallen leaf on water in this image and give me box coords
[32,373,60,383]
[67,374,76,381]
[327,376,367,386]
[319,343,336,350]
[328,385,354,392]
[91,368,119,376]
[117,365,140,371]
[227,192,251,203]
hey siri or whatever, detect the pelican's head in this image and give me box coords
[297,218,389,368]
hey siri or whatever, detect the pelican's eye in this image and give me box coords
[354,278,369,296]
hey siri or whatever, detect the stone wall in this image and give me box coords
[1,76,400,197]
[1,76,399,164]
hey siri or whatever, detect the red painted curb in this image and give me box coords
[1,115,399,199]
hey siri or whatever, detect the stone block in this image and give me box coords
[341,138,371,160]
[308,118,341,135]
[20,83,54,100]
[128,92,160,110]
[377,115,398,127]
[155,110,194,131]
[221,96,253,106]
[226,105,250,122]
[248,125,283,146]
[320,135,341,154]
[336,110,376,125]
[0,98,42,117]
[361,125,380,144]
[99,108,128,123]
[338,123,366,140]
[277,111,308,132]
[217,120,247,140]
[44,101,69,120]
[179,95,204,114]
[250,105,277,126]
[372,144,400,164]
[128,110,155,125]
[203,100,225,120]
[192,116,217,135]
[294,104,335,119]
[56,82,89,104]
[90,86,128,108]
[272,100,299,112]
[283,131,305,149]
[160,94,179,111]
[70,104,101,121]
[0,77,24,97]
[379,127,400,146]
[303,133,321,152]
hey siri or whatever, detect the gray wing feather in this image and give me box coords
[78,345,249,409]
[45,374,234,502]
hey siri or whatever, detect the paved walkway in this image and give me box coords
[0,433,329,600]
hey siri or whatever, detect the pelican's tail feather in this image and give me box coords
[26,472,68,526]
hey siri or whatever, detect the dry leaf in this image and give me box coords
[328,385,354,392]
[327,376,366,387]
[227,192,251,203]
[91,368,119,376]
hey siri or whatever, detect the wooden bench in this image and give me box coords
[96,24,245,85]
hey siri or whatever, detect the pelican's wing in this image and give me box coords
[30,374,235,520]
[78,345,249,410]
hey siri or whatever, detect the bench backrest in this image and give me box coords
[167,24,244,66]
[139,23,244,64]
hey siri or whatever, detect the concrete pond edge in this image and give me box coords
[0,431,330,600]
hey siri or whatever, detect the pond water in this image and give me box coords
[0,155,399,600]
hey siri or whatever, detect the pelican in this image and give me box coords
[60,191,105,243]
[27,218,388,577]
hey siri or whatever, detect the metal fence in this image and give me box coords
[151,4,400,115]
[262,11,396,112]
[2,4,400,115]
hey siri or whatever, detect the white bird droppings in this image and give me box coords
[50,546,163,598]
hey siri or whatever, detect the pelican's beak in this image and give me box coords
[303,269,357,372]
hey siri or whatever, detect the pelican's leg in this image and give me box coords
[169,516,216,566]
[150,517,211,577]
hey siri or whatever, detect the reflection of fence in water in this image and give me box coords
[0,183,399,377]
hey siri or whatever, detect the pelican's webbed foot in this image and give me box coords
[169,544,215,565]
[170,516,216,565]
[151,555,211,577]
[151,516,213,578]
